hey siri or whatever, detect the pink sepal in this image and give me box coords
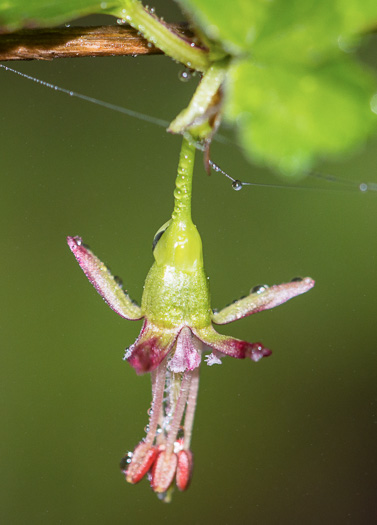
[67,236,143,320]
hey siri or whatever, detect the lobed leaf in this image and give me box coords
[177,0,377,60]
[225,58,377,174]
[0,0,119,32]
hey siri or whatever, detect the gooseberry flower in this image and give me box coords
[67,138,314,502]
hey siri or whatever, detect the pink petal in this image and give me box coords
[67,236,143,321]
[212,277,315,325]
[168,327,201,373]
[124,320,179,374]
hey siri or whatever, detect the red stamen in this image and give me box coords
[176,449,193,491]
[124,442,158,484]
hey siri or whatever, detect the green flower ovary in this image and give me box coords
[141,220,212,329]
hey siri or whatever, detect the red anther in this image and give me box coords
[125,442,158,484]
[150,450,178,493]
[176,449,193,491]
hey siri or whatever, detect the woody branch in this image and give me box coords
[0,23,193,61]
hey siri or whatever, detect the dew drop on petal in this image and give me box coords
[251,284,269,294]
[114,276,123,287]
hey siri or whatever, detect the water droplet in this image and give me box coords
[114,276,123,287]
[251,284,269,294]
[291,277,303,282]
[144,425,150,433]
[359,183,368,192]
[64,23,71,28]
[147,407,153,416]
[232,180,243,191]
[147,42,153,48]
[150,7,155,14]
[179,69,191,82]
[100,1,108,9]
[119,452,132,470]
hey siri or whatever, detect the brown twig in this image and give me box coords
[0,23,194,61]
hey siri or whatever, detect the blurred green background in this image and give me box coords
[1,2,377,524]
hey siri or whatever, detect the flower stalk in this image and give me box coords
[111,0,210,72]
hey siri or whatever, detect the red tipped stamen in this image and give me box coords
[124,442,158,484]
[150,449,178,493]
[176,449,193,491]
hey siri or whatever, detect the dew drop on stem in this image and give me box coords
[179,69,192,82]
[232,180,243,191]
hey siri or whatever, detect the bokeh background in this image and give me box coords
[1,2,377,524]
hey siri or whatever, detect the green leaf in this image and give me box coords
[225,58,377,174]
[177,0,377,173]
[177,0,270,54]
[0,0,118,32]
[177,0,377,59]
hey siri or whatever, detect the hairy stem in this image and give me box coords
[112,0,209,71]
[172,137,196,223]
[168,58,229,135]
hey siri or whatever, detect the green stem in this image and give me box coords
[113,0,209,72]
[168,58,229,136]
[172,137,196,223]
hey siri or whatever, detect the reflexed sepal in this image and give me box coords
[124,320,179,374]
[193,325,271,361]
[67,236,143,321]
[212,277,315,325]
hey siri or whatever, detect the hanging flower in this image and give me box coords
[67,138,314,501]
